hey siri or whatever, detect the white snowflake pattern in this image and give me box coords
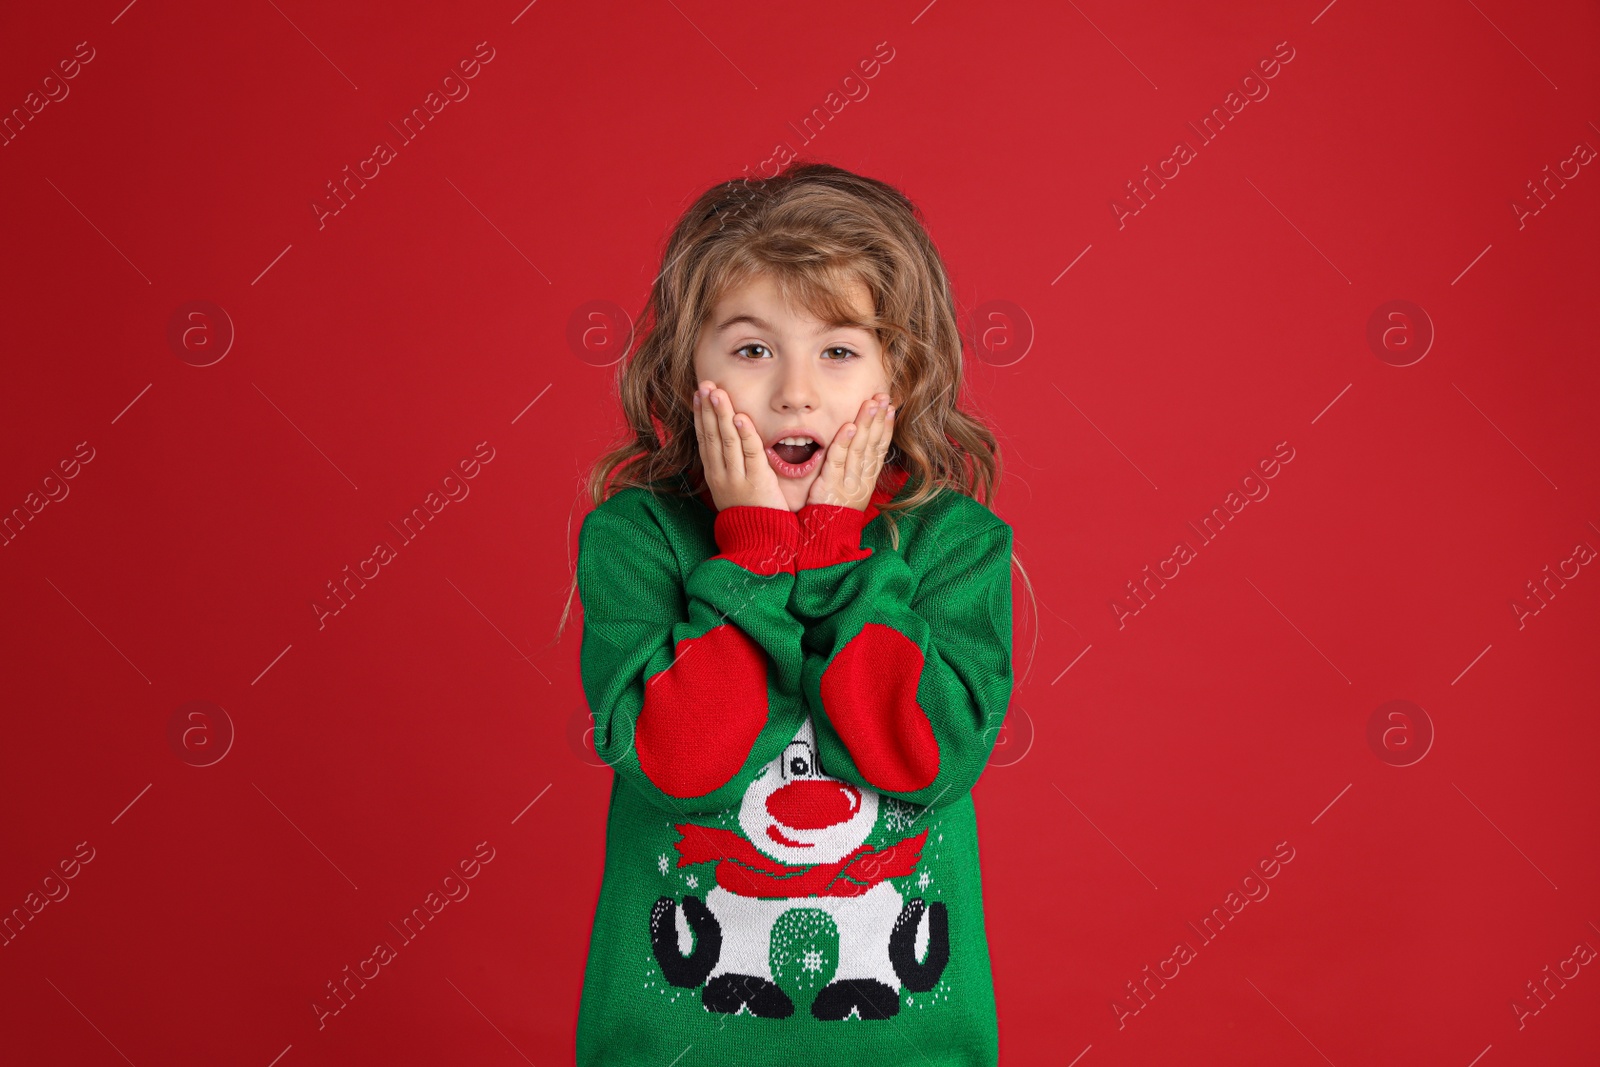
[657,853,669,876]
[802,949,824,974]
[881,798,918,834]
[686,873,698,888]
[917,869,931,891]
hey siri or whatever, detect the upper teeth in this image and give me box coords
[776,437,812,446]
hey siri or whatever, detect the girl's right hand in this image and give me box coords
[693,380,789,512]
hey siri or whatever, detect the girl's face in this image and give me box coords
[693,271,893,512]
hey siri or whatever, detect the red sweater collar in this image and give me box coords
[694,464,911,524]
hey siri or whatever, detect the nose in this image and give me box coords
[774,356,818,413]
[766,780,862,830]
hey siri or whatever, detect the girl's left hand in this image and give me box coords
[806,392,895,511]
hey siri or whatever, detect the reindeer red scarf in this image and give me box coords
[672,824,927,898]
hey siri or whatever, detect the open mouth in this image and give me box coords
[773,440,821,466]
[767,435,823,478]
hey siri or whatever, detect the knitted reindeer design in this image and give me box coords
[649,718,950,1021]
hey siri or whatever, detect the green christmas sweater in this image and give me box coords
[574,464,1014,1066]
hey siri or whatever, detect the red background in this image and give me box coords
[2,0,1597,1063]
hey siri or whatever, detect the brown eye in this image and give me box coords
[824,347,858,361]
[734,344,770,359]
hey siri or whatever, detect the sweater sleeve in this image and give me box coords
[576,502,809,815]
[788,502,1014,810]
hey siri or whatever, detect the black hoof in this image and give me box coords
[811,977,900,1020]
[703,973,794,1018]
[649,896,720,988]
[889,898,950,992]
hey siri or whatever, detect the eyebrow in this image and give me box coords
[714,312,873,334]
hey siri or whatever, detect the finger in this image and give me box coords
[854,395,878,429]
[695,385,723,478]
[845,396,876,463]
[694,385,713,458]
[861,398,892,488]
[711,387,744,477]
[866,400,892,477]
[877,402,896,468]
[839,406,872,499]
[853,398,881,465]
[815,422,853,506]
[820,421,850,475]
[733,411,765,470]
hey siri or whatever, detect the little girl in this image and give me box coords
[567,162,1027,1066]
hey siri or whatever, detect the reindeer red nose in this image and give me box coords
[766,780,862,829]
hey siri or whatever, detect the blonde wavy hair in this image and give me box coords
[551,161,1037,683]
